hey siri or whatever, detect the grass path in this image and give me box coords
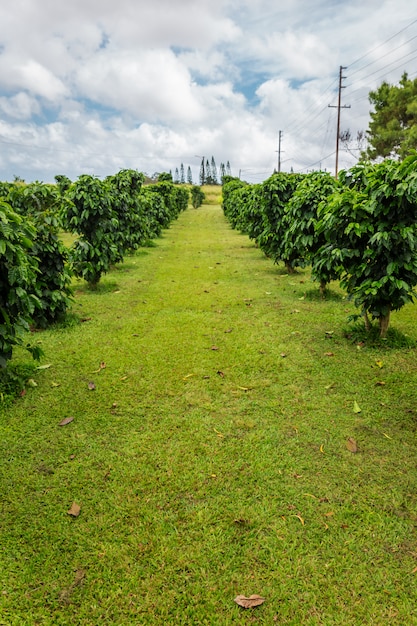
[2,203,417,624]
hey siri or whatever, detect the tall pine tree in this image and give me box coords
[205,159,213,185]
[199,159,205,185]
[211,156,218,184]
[187,166,193,184]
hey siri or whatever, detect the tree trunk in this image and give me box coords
[319,280,327,298]
[363,310,371,332]
[379,308,391,338]
[285,262,296,274]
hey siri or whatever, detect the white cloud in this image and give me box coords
[0,0,416,182]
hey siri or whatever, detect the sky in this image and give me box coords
[0,0,416,184]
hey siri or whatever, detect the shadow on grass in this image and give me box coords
[75,280,120,295]
[304,287,345,302]
[343,321,417,350]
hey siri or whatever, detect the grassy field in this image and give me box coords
[1,195,417,625]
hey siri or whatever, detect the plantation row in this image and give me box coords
[0,170,189,369]
[222,154,417,337]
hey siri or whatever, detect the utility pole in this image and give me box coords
[275,130,283,172]
[328,66,350,179]
[277,130,282,172]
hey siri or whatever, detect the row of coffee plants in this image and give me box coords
[222,154,417,337]
[0,170,189,370]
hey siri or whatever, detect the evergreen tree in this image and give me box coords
[187,166,193,185]
[180,163,185,184]
[211,156,218,184]
[199,159,205,185]
[364,72,417,160]
[226,161,232,176]
[220,163,226,183]
[205,159,213,185]
[174,167,180,184]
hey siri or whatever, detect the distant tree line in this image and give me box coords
[170,157,232,186]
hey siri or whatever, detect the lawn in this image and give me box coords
[1,198,417,625]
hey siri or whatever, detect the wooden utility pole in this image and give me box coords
[277,130,282,172]
[329,66,350,179]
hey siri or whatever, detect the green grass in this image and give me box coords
[2,203,417,624]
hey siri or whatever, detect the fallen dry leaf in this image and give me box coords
[217,370,225,378]
[67,502,81,517]
[234,594,265,609]
[346,437,358,453]
[375,381,386,386]
[210,345,219,351]
[324,352,334,357]
[88,381,96,391]
[59,416,74,427]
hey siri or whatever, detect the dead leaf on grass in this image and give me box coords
[234,594,265,609]
[59,416,74,426]
[67,502,81,517]
[210,345,219,351]
[375,381,386,386]
[324,352,334,357]
[92,362,107,374]
[346,437,358,453]
[217,370,225,378]
[88,381,96,391]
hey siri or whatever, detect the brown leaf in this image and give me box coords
[88,381,96,390]
[67,502,81,517]
[217,370,225,378]
[59,416,74,427]
[234,594,265,609]
[375,381,386,386]
[224,329,233,333]
[210,345,219,351]
[346,437,358,453]
[324,352,334,357]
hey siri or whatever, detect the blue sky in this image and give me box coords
[0,0,416,183]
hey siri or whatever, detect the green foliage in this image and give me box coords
[257,172,303,267]
[190,185,205,209]
[4,182,73,328]
[283,171,339,275]
[0,362,37,407]
[316,155,417,335]
[65,175,120,287]
[157,172,173,182]
[0,200,43,367]
[105,169,149,254]
[365,72,417,160]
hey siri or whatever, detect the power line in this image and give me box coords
[348,16,417,68]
